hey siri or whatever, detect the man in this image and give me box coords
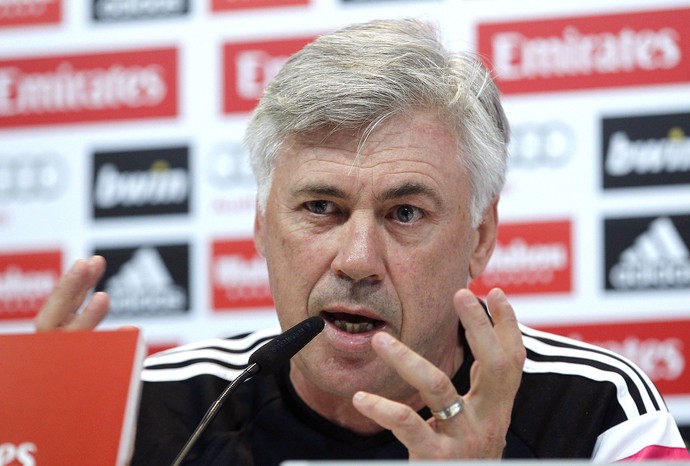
[36,19,688,464]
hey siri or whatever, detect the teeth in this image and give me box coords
[333,319,374,334]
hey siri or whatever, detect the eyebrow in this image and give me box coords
[294,184,348,199]
[378,181,442,206]
[294,181,442,205]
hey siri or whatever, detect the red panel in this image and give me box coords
[0,48,178,128]
[223,36,315,114]
[471,220,572,295]
[477,7,690,94]
[537,319,690,396]
[0,250,61,320]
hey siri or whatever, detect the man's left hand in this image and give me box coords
[352,287,525,459]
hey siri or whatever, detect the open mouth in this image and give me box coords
[320,311,385,334]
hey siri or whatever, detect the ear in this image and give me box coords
[468,196,499,280]
[254,202,266,258]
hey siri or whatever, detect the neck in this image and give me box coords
[289,363,420,434]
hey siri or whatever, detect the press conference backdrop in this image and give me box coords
[0,0,688,441]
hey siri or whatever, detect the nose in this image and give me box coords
[331,211,385,284]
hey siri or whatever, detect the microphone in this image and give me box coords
[170,316,325,466]
[248,315,325,375]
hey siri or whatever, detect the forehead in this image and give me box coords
[280,112,461,174]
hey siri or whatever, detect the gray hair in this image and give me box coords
[244,18,510,227]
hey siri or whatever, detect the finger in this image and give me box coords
[35,256,106,331]
[454,288,523,408]
[370,332,458,413]
[454,289,506,379]
[352,391,435,447]
[454,288,496,351]
[486,288,526,371]
[63,291,110,331]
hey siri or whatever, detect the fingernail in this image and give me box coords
[375,332,394,347]
[491,288,507,302]
[461,290,477,306]
[69,259,85,275]
[353,391,366,404]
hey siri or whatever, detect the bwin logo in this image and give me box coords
[94,159,188,208]
[92,146,190,219]
[609,217,690,289]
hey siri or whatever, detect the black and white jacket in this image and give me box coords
[130,324,688,465]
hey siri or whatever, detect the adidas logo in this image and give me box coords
[105,247,187,315]
[609,217,690,289]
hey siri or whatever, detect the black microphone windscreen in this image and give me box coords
[248,316,325,376]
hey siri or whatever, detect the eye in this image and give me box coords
[393,205,421,223]
[304,200,334,215]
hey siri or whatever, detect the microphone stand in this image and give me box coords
[168,316,324,465]
[170,363,259,466]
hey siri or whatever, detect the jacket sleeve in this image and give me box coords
[592,411,689,462]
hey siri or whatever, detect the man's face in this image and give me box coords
[255,111,496,403]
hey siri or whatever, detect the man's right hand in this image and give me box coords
[35,255,110,332]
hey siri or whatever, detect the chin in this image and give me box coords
[301,352,411,400]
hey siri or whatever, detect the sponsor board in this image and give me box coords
[95,244,190,318]
[92,0,189,21]
[0,47,177,128]
[604,214,690,291]
[602,111,690,189]
[0,0,60,27]
[471,220,572,295]
[211,0,308,12]
[0,250,61,320]
[509,121,575,169]
[477,7,690,94]
[0,153,68,202]
[537,319,690,396]
[211,238,273,311]
[206,141,255,190]
[92,146,190,219]
[223,36,315,113]
[207,142,257,214]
